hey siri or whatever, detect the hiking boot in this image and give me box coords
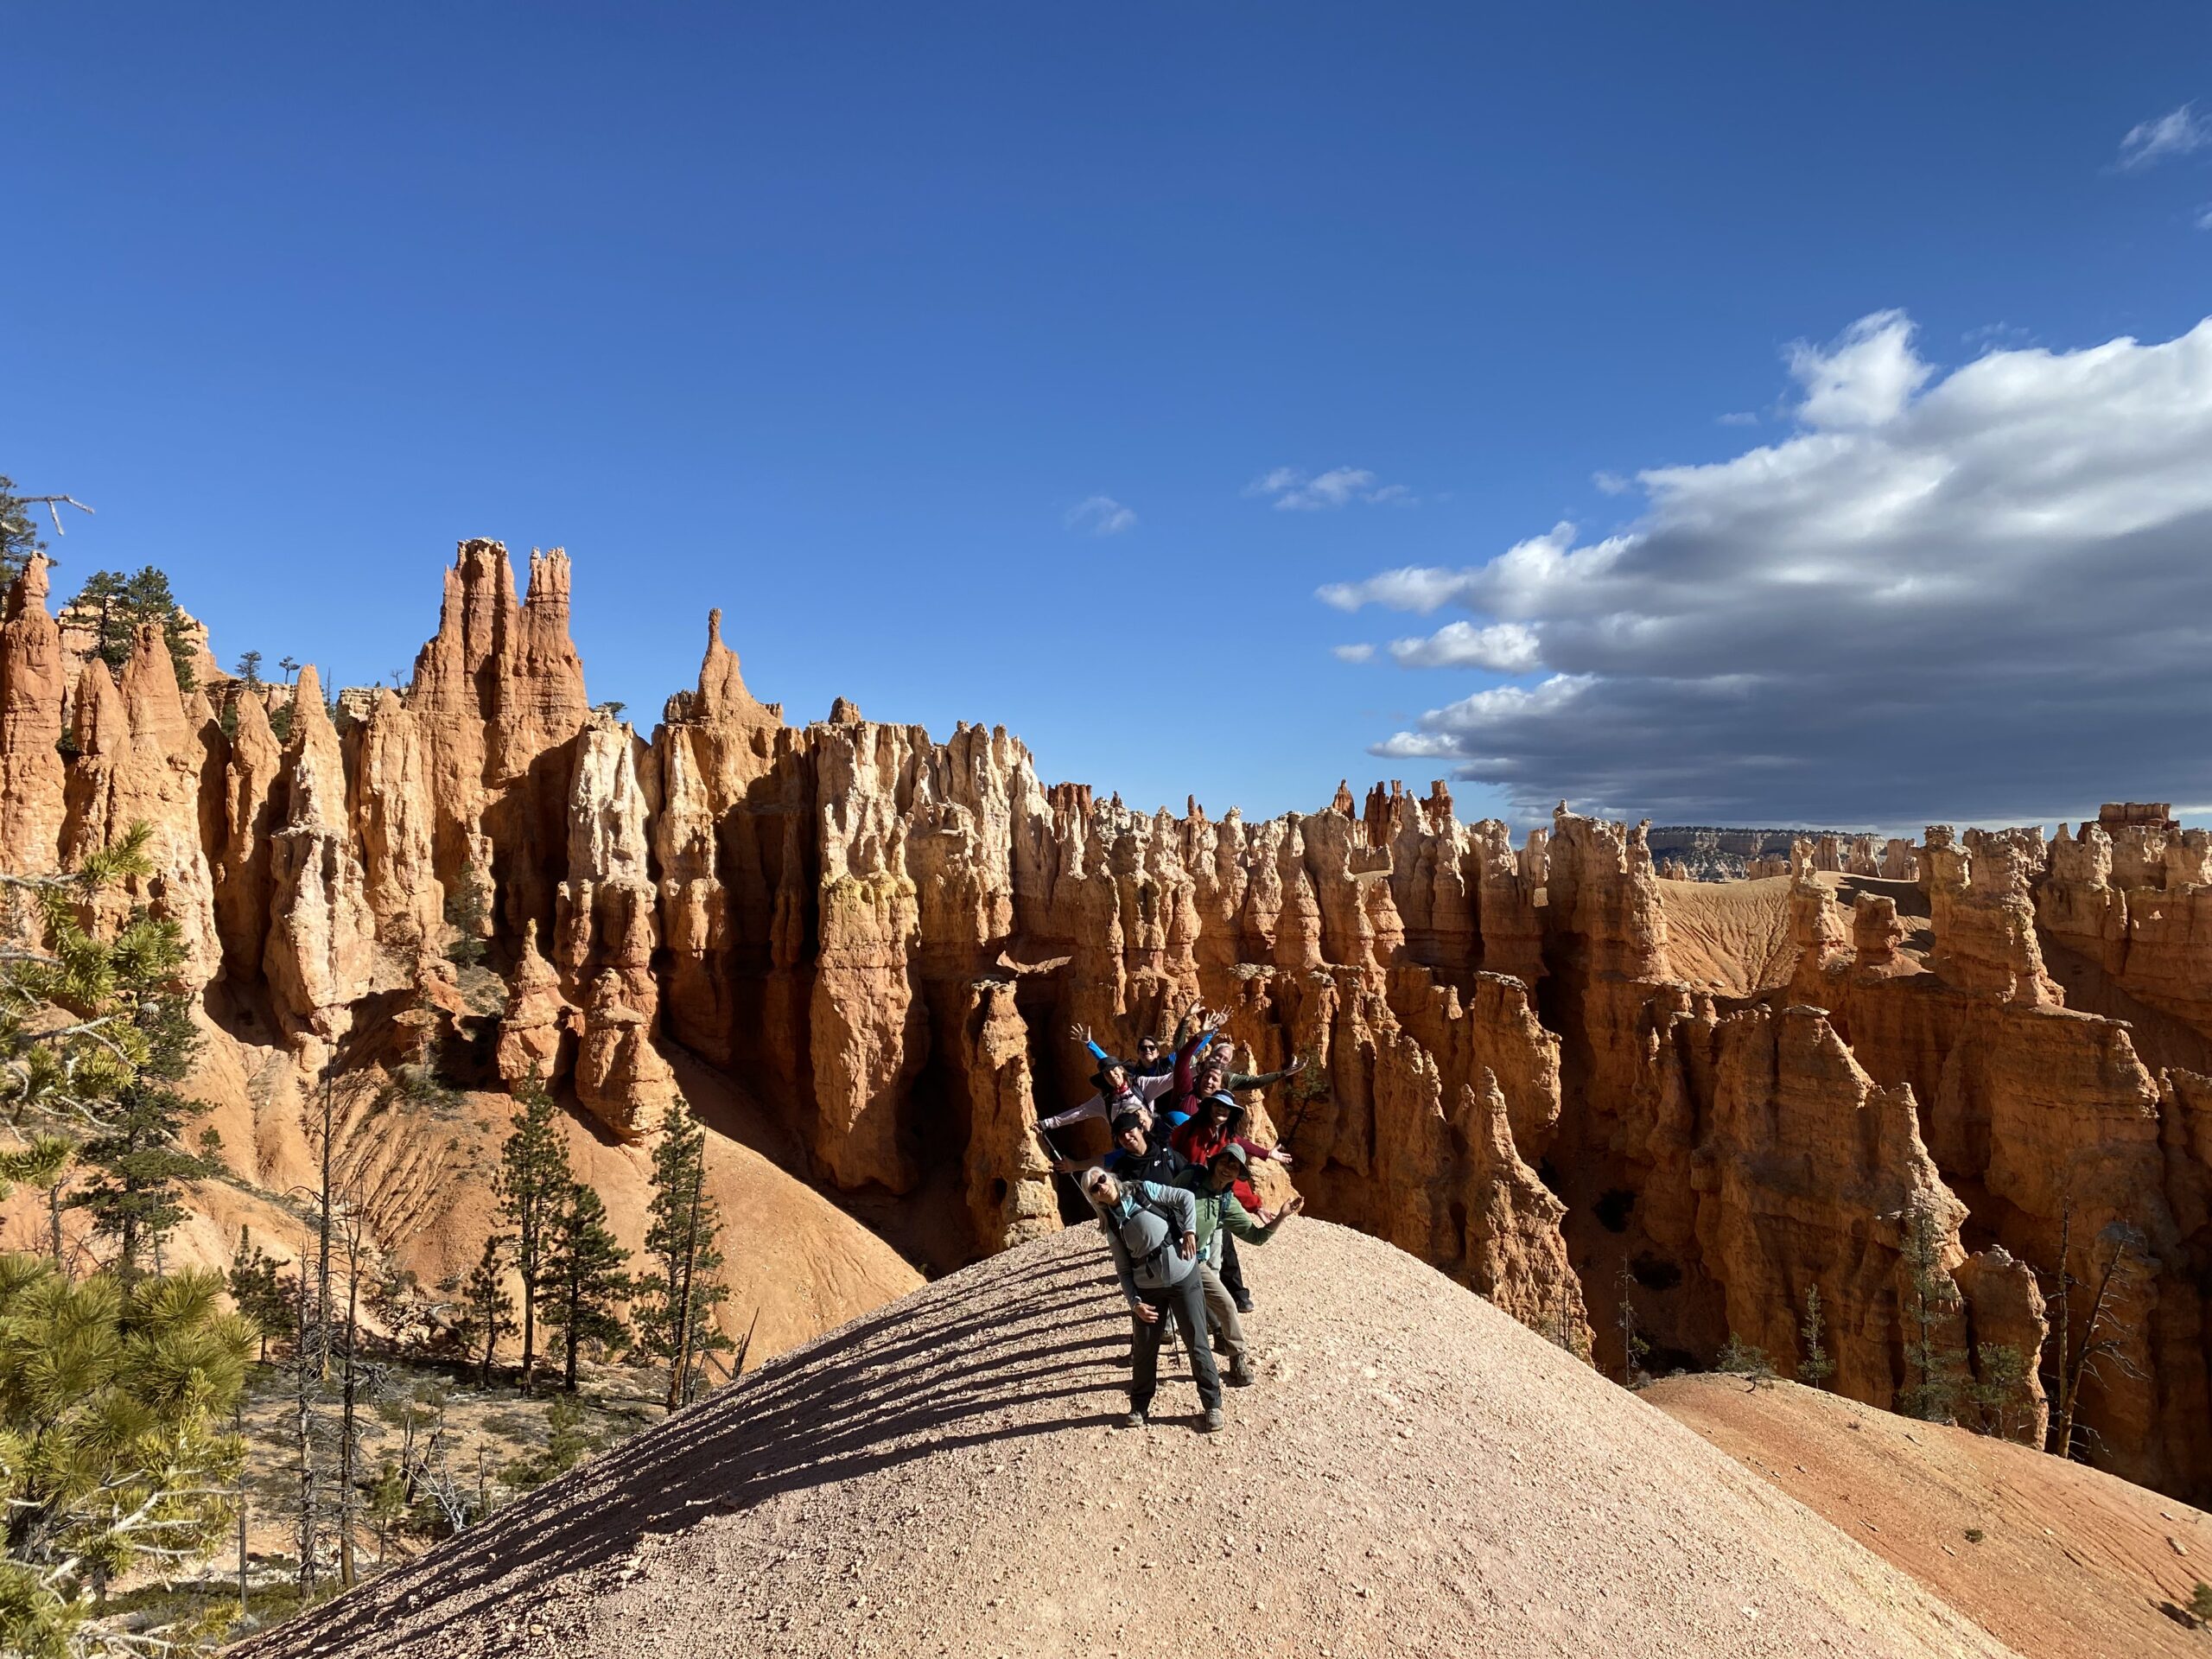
[1232,1292,1255,1314]
[1202,1408,1226,1433]
[1228,1359,1255,1387]
[1121,1409,1147,1430]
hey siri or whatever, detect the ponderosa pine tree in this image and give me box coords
[0,1138,72,1268]
[226,1225,291,1363]
[636,1102,732,1408]
[544,1182,632,1392]
[1897,1201,1966,1423]
[444,862,489,968]
[1798,1283,1835,1386]
[0,1258,251,1649]
[456,1236,517,1389]
[0,824,175,1130]
[68,567,197,690]
[493,1068,569,1392]
[0,476,43,587]
[68,921,203,1284]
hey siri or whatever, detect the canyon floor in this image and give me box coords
[238,1220,2015,1659]
[1650,1372,2212,1659]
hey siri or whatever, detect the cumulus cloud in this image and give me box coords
[1065,495,1135,536]
[1332,643,1376,663]
[2120,103,2212,169]
[1387,621,1542,671]
[1317,310,2212,828]
[1784,309,1929,428]
[1247,466,1413,511]
[1592,470,1631,495]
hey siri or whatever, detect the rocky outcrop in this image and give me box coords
[959,978,1058,1253]
[0,556,67,873]
[264,668,375,1052]
[25,543,2212,1503]
[1691,1004,1966,1402]
[348,690,441,951]
[496,920,574,1084]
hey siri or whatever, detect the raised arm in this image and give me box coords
[1232,1132,1294,1166]
[1173,1008,1226,1097]
[1038,1092,1106,1132]
[1222,1191,1303,1243]
[1228,1053,1307,1092]
[1068,1023,1110,1065]
[1170,999,1198,1049]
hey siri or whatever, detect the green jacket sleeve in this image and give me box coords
[1228,1065,1297,1092]
[1219,1192,1285,1244]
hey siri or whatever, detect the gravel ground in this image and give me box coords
[238,1221,2019,1659]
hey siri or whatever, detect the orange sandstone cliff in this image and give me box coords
[8,542,2212,1501]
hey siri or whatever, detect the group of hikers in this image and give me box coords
[1033,1004,1309,1433]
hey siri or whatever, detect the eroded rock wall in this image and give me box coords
[22,546,2212,1500]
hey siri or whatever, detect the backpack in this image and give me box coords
[1117,1194,1192,1290]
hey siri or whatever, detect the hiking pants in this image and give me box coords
[1129,1274,1222,1414]
[1218,1229,1249,1304]
[1198,1262,1248,1370]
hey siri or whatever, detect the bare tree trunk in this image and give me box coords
[46,1180,61,1268]
[563,1264,581,1394]
[667,1157,704,1410]
[339,1226,361,1587]
[295,1279,317,1588]
[520,1265,537,1396]
[2047,1200,2075,1457]
[236,1402,249,1621]
[316,1080,335,1382]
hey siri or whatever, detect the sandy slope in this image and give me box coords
[240,1222,2017,1659]
[1656,874,1803,995]
[0,1013,924,1367]
[1649,1373,2212,1659]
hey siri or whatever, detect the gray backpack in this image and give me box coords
[1117,1196,1193,1290]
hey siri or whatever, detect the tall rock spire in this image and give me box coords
[0,556,67,872]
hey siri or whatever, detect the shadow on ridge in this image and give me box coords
[252,1242,1136,1656]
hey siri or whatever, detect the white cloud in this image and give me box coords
[1319,309,2212,826]
[1065,495,1135,536]
[2197,204,2212,231]
[1784,309,1929,429]
[1592,471,1631,495]
[1247,466,1414,511]
[1388,621,1542,671]
[1332,643,1376,663]
[1717,410,1759,427]
[2120,103,2212,169]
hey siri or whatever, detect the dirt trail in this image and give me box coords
[239,1223,2018,1659]
[1650,1372,2212,1659]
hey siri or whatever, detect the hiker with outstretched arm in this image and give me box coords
[1177,1143,1304,1386]
[1168,1063,1301,1313]
[1070,998,1216,1081]
[1039,1008,1224,1135]
[1081,1166,1224,1432]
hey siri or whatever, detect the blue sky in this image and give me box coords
[5,4,2211,829]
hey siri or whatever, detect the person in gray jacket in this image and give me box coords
[1080,1166,1225,1432]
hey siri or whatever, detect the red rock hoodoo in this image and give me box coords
[13,541,2212,1501]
